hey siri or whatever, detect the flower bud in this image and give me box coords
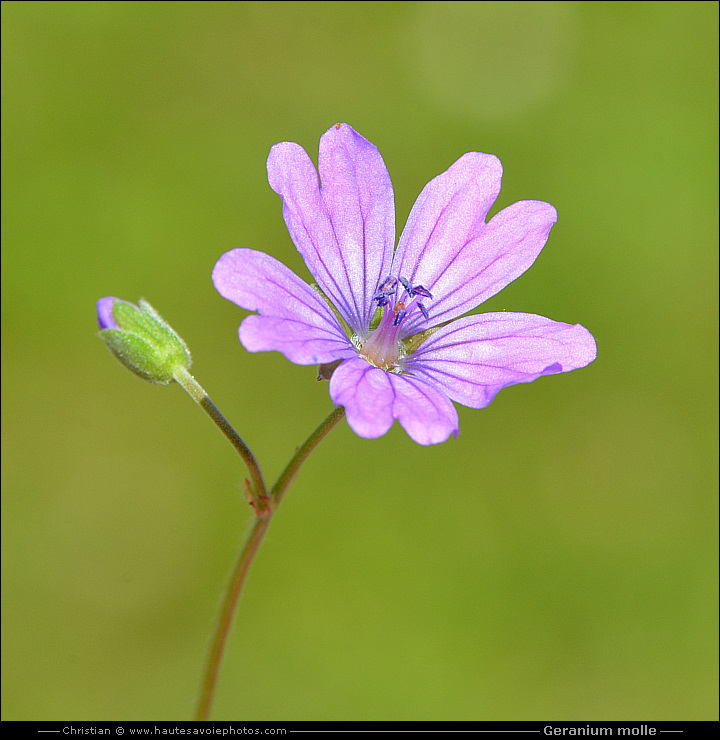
[96,297,191,384]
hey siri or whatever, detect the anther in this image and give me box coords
[413,285,433,299]
[376,276,397,294]
[399,277,413,295]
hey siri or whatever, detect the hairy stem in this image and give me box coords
[173,366,267,506]
[194,405,346,720]
[195,513,270,722]
[271,405,346,507]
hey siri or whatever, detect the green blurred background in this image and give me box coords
[2,0,717,721]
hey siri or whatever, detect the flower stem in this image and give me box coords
[194,513,270,722]
[172,366,267,505]
[194,405,346,721]
[271,405,346,507]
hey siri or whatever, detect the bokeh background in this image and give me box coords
[2,0,717,722]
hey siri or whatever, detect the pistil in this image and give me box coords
[359,276,432,371]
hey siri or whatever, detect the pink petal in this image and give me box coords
[415,200,558,333]
[391,150,557,335]
[212,248,355,365]
[266,123,395,333]
[391,152,502,327]
[319,123,395,329]
[407,312,597,408]
[329,357,459,445]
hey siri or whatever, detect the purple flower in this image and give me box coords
[213,123,596,445]
[97,296,123,330]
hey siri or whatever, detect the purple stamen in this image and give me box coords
[413,285,433,299]
[418,302,430,321]
[393,309,407,327]
[377,276,397,294]
[374,276,399,305]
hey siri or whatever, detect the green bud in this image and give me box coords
[96,297,191,384]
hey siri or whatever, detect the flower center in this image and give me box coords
[358,277,432,371]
